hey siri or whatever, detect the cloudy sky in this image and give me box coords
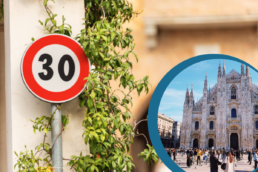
[158,59,258,122]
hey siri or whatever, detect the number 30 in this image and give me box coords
[38,54,75,82]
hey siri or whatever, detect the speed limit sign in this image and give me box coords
[21,34,91,103]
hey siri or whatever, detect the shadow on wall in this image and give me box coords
[131,91,160,172]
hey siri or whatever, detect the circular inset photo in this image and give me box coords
[148,54,258,172]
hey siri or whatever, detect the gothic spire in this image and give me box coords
[185,85,190,104]
[204,72,207,90]
[190,84,194,98]
[246,65,250,76]
[223,60,226,76]
[218,60,221,78]
[241,64,244,76]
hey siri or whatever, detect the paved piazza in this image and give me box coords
[154,154,256,172]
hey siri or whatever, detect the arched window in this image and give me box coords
[256,121,258,129]
[210,106,215,115]
[231,86,237,99]
[231,108,237,118]
[255,105,258,114]
[195,121,199,130]
[210,121,214,130]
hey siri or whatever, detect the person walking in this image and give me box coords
[210,150,222,172]
[204,149,209,165]
[197,149,203,166]
[167,148,171,158]
[221,148,226,162]
[173,149,177,161]
[236,150,240,161]
[225,152,235,172]
[240,149,243,160]
[186,149,190,158]
[217,149,221,160]
[248,149,252,165]
[194,148,197,164]
[254,149,258,170]
[187,155,193,168]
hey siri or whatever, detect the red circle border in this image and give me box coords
[21,34,90,103]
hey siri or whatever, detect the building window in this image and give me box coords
[210,106,215,115]
[255,105,258,114]
[256,121,258,129]
[210,121,214,130]
[195,121,199,130]
[231,108,237,118]
[172,136,174,140]
[231,86,237,99]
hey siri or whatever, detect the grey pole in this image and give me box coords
[51,104,63,172]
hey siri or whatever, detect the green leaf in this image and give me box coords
[100,135,105,142]
[43,127,48,134]
[38,20,43,26]
[112,161,116,168]
[87,97,94,108]
[43,0,48,7]
[91,91,96,99]
[111,32,116,41]
[132,51,138,62]
[80,99,86,107]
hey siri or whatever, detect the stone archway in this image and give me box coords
[230,133,239,150]
[193,139,198,148]
[208,139,214,148]
[227,124,241,149]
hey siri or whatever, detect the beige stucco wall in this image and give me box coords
[4,0,89,171]
[144,0,258,17]
[0,31,7,172]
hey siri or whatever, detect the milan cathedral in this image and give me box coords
[180,61,258,150]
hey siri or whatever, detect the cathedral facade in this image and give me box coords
[180,61,258,150]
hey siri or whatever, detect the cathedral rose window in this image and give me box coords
[231,86,237,99]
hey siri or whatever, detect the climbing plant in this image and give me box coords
[0,0,3,21]
[14,0,158,171]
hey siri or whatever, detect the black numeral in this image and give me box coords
[38,54,54,80]
[58,55,75,82]
[38,54,75,82]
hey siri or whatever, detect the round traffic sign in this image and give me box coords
[21,34,91,103]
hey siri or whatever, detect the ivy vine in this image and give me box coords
[0,0,3,21]
[14,0,158,171]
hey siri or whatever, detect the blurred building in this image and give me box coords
[130,0,258,171]
[172,121,181,148]
[158,113,174,148]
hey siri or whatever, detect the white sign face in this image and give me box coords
[21,34,91,103]
[32,44,80,92]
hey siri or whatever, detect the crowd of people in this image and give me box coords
[166,147,258,172]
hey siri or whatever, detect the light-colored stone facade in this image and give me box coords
[158,113,174,148]
[180,61,258,150]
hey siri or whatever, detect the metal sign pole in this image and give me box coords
[51,104,63,172]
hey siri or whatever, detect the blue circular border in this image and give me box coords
[148,54,258,172]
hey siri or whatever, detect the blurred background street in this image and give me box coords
[126,1,258,171]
